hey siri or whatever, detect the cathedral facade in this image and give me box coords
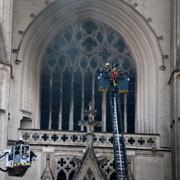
[0,0,179,179]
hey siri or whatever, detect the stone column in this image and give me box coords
[173,73,180,180]
[0,63,10,180]
[176,0,180,176]
[171,0,180,179]
[0,0,13,63]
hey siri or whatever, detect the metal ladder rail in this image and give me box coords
[117,93,129,178]
[111,92,129,180]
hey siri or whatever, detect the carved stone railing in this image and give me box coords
[18,129,160,149]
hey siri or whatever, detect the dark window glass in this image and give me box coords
[110,172,116,180]
[69,170,75,180]
[57,170,66,180]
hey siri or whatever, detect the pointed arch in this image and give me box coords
[74,148,104,180]
[57,170,66,180]
[69,170,75,180]
[18,0,163,134]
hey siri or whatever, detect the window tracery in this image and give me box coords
[41,19,136,132]
[56,157,79,180]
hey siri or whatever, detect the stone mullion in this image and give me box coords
[124,93,127,133]
[81,73,85,131]
[69,72,74,130]
[48,73,53,130]
[58,72,63,130]
[91,73,95,109]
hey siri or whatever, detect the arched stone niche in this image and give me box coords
[17,0,163,134]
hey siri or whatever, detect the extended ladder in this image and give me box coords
[97,63,129,179]
[111,93,129,180]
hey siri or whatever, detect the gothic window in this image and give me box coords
[40,19,136,132]
[57,170,66,180]
[69,170,75,180]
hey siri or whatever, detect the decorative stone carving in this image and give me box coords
[74,105,106,179]
[56,156,80,180]
[79,102,101,134]
[19,129,160,149]
[41,153,54,180]
[74,145,106,180]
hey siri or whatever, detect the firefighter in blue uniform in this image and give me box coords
[98,62,128,93]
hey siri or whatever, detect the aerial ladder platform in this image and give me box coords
[98,63,129,180]
[0,140,36,177]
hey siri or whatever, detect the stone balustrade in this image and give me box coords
[18,129,160,149]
